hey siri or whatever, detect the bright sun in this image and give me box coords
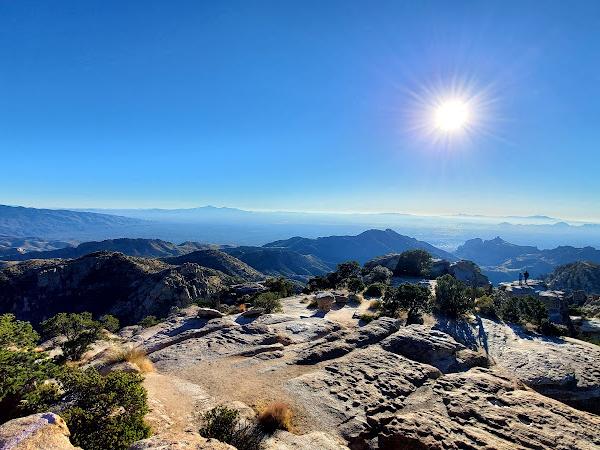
[434,99,470,132]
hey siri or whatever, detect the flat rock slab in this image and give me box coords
[288,347,441,446]
[376,367,600,450]
[481,318,600,413]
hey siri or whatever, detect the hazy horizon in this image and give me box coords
[2,1,600,220]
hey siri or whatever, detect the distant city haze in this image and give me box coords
[1,2,599,220]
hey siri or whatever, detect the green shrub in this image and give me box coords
[99,314,121,333]
[264,277,295,298]
[364,265,393,284]
[60,368,150,450]
[0,315,62,421]
[138,315,160,328]
[0,313,39,348]
[383,283,431,323]
[498,296,550,329]
[347,277,365,294]
[364,283,386,298]
[41,312,102,361]
[435,275,473,317]
[395,250,432,277]
[253,292,283,313]
[475,295,497,318]
[200,406,264,450]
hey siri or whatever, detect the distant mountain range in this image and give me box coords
[2,204,600,249]
[456,237,600,283]
[0,229,456,281]
[264,229,456,264]
[0,205,148,241]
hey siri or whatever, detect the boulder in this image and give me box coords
[315,292,335,312]
[241,307,265,317]
[130,433,235,449]
[263,430,349,449]
[380,325,488,373]
[0,413,80,450]
[448,260,490,288]
[196,308,224,319]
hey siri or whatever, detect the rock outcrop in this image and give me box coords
[380,325,488,373]
[479,317,600,413]
[375,368,600,450]
[0,252,236,324]
[0,413,80,450]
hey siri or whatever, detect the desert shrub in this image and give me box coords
[520,296,548,326]
[304,275,332,293]
[539,319,566,336]
[99,314,121,333]
[369,299,382,311]
[138,315,160,328]
[498,296,549,329]
[347,277,365,294]
[0,315,60,422]
[383,283,431,323]
[200,405,264,450]
[336,261,361,281]
[60,368,150,450]
[364,265,393,284]
[258,402,292,433]
[264,277,295,298]
[41,312,102,361]
[435,275,474,317]
[0,313,39,348]
[395,249,432,277]
[358,312,379,323]
[253,292,283,313]
[475,295,497,318]
[364,283,386,298]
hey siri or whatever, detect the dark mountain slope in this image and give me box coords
[1,238,208,261]
[546,261,600,295]
[164,249,263,281]
[222,246,333,280]
[264,229,455,264]
[0,252,234,324]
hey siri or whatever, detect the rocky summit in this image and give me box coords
[67,294,600,449]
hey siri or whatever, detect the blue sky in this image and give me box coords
[1,1,599,220]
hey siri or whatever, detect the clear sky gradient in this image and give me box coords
[1,1,599,220]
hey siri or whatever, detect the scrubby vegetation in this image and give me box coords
[363,265,393,284]
[395,249,432,277]
[253,292,284,313]
[364,282,387,298]
[200,405,264,450]
[41,312,102,361]
[435,274,474,317]
[99,314,121,333]
[138,315,160,328]
[0,313,150,449]
[383,283,431,324]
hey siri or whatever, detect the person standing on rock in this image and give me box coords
[518,272,523,286]
[524,270,530,285]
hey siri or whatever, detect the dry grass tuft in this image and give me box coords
[104,344,154,373]
[123,347,155,373]
[257,401,292,433]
